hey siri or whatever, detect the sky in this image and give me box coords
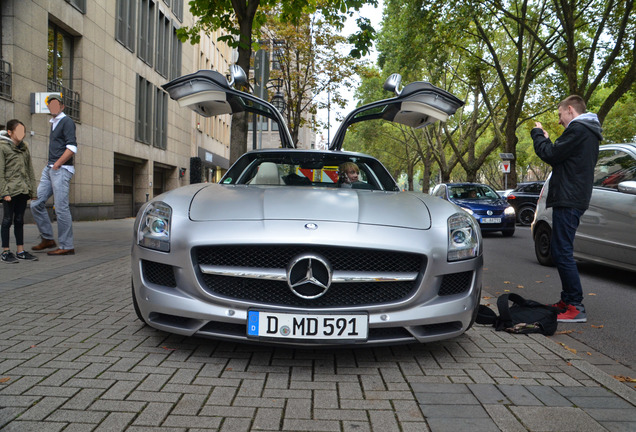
[315,1,384,148]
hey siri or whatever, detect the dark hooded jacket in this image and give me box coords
[531,113,603,211]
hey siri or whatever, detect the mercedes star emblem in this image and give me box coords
[286,254,332,299]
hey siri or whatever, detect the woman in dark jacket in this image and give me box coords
[1,119,38,263]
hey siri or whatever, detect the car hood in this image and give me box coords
[454,198,509,209]
[189,185,431,229]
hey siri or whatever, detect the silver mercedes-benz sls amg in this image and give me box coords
[131,67,483,346]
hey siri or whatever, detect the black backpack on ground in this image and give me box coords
[476,293,559,335]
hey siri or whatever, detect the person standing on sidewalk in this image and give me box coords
[531,95,602,323]
[30,93,77,256]
[1,119,39,263]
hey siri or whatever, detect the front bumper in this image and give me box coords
[131,219,483,346]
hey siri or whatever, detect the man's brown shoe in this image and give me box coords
[32,239,57,251]
[47,248,75,256]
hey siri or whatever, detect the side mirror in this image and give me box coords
[618,181,636,195]
[383,73,402,96]
[228,65,248,89]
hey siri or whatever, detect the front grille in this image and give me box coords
[200,275,415,307]
[194,245,425,308]
[142,260,176,287]
[438,271,473,296]
[195,245,423,273]
[473,209,504,216]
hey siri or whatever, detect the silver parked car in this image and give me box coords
[532,143,636,272]
[131,67,483,346]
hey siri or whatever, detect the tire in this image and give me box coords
[534,223,554,266]
[502,228,515,237]
[131,278,147,324]
[517,206,535,226]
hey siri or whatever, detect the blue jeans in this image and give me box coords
[30,167,74,249]
[551,207,584,305]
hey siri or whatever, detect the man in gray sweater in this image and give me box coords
[30,93,77,255]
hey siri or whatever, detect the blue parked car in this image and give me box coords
[432,182,516,237]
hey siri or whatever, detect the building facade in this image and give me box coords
[0,0,233,220]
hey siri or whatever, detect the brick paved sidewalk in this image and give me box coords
[1,219,634,431]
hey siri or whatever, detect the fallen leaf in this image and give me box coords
[0,377,10,383]
[517,285,524,289]
[591,325,604,329]
[504,281,511,284]
[161,346,176,351]
[559,343,577,354]
[30,345,36,348]
[587,352,592,356]
[567,362,572,366]
[555,330,575,335]
[512,376,518,379]
[504,289,510,292]
[483,296,492,300]
[588,293,597,296]
[613,375,636,383]
[535,281,544,284]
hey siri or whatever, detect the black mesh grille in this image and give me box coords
[200,275,415,307]
[438,271,472,296]
[194,245,425,308]
[195,245,423,273]
[142,260,176,287]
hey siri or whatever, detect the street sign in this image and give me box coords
[501,160,511,173]
[499,152,514,160]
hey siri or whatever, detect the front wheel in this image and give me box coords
[534,223,554,266]
[517,206,535,226]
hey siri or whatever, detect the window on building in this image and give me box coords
[0,60,12,100]
[154,88,168,149]
[136,75,168,149]
[272,40,285,71]
[48,23,81,121]
[170,26,182,80]
[65,0,86,13]
[138,0,155,65]
[156,11,170,77]
[116,0,136,51]
[48,24,74,91]
[248,116,269,131]
[172,0,184,22]
[136,75,153,144]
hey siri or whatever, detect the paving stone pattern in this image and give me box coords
[0,219,635,431]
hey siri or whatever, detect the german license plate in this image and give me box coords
[481,217,501,223]
[247,311,368,340]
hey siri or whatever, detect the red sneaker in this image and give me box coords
[557,304,587,323]
[548,300,567,312]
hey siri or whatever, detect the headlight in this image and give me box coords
[504,206,516,216]
[138,201,172,252]
[448,212,481,261]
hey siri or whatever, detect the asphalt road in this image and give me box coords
[481,226,636,370]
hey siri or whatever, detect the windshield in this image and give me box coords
[449,184,500,200]
[222,152,400,192]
